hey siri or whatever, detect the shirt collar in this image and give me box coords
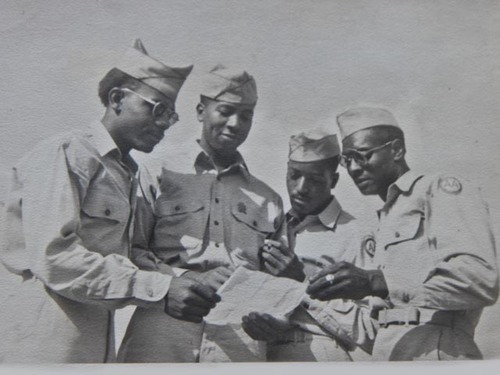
[86,121,138,173]
[384,169,424,205]
[194,140,249,176]
[317,196,343,229]
[287,196,341,231]
[87,121,118,157]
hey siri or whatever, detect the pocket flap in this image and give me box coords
[383,213,422,247]
[82,192,129,222]
[154,199,205,217]
[231,203,276,233]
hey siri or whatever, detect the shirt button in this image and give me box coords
[253,220,257,226]
[395,232,400,238]
[215,198,219,204]
[214,220,219,226]
[175,205,180,211]
[147,288,154,298]
[104,209,111,216]
[402,293,410,303]
[302,302,310,309]
[215,243,220,248]
[216,176,221,181]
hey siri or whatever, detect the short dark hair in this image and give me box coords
[98,68,140,107]
[372,125,405,148]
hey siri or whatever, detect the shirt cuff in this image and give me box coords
[133,269,173,303]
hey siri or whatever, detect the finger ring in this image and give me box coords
[325,274,335,284]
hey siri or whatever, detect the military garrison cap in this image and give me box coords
[115,38,193,102]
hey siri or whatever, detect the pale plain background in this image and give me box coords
[0,0,499,372]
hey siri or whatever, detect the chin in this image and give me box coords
[136,143,156,153]
[358,186,378,196]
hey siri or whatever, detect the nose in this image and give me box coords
[226,113,241,128]
[295,176,309,195]
[347,158,364,178]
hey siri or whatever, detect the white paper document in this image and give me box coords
[205,267,307,325]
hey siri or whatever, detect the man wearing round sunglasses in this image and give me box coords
[0,39,220,363]
[307,107,498,360]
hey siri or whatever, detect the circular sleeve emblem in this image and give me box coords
[362,235,376,257]
[438,176,462,194]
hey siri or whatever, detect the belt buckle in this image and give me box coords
[405,306,420,327]
[378,309,389,328]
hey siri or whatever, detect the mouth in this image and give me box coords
[220,133,238,140]
[291,196,310,206]
[354,178,373,189]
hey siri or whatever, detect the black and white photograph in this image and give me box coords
[0,0,499,373]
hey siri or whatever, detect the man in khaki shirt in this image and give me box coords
[0,39,219,363]
[119,64,286,362]
[242,129,379,361]
[307,107,499,360]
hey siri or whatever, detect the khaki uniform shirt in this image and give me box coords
[372,170,499,360]
[0,122,172,363]
[119,144,285,362]
[279,198,379,356]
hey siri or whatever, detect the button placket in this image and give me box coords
[210,176,225,249]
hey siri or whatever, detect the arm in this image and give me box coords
[14,140,218,317]
[401,176,498,309]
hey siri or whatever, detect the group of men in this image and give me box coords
[0,39,497,363]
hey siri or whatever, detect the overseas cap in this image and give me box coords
[115,38,193,102]
[200,64,258,105]
[289,128,340,162]
[337,107,400,140]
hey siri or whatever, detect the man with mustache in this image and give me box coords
[308,107,499,360]
[0,39,219,363]
[119,64,286,362]
[242,129,379,361]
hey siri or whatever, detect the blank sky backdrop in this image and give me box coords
[1,0,500,360]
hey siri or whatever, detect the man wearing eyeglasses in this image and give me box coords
[119,64,286,362]
[307,107,498,360]
[0,39,221,363]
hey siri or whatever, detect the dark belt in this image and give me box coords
[377,307,467,329]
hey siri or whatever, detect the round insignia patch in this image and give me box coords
[438,176,462,194]
[362,235,376,257]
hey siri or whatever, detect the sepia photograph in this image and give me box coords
[0,0,499,373]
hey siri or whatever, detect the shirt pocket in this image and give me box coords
[382,213,423,249]
[81,190,130,224]
[152,198,207,253]
[229,200,277,268]
[80,189,131,256]
[231,203,276,234]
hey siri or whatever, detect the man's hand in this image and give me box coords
[241,312,293,342]
[184,266,234,291]
[306,261,388,301]
[261,240,305,281]
[164,274,221,323]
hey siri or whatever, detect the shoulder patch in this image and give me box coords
[361,235,376,257]
[438,176,462,194]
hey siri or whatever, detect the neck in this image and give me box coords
[379,162,410,201]
[199,137,238,170]
[101,111,131,156]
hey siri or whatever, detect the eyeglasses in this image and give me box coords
[340,140,395,168]
[121,88,179,127]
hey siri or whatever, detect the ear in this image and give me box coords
[196,102,205,122]
[108,88,124,114]
[330,172,339,190]
[391,139,406,161]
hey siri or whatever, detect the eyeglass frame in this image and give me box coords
[340,140,396,168]
[121,88,179,127]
